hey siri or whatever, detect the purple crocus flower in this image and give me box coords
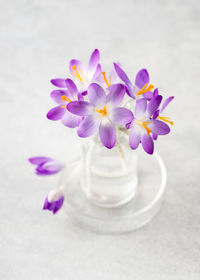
[68,49,101,93]
[67,83,133,149]
[28,157,64,176]
[128,95,170,154]
[114,63,155,100]
[43,188,64,214]
[47,79,83,128]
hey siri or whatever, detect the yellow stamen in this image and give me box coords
[136,120,152,135]
[157,116,174,125]
[136,83,154,96]
[101,72,111,87]
[96,106,107,117]
[61,95,71,103]
[71,65,84,82]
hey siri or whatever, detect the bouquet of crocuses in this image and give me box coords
[29,49,174,214]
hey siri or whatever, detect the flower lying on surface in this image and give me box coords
[128,95,171,154]
[29,157,64,176]
[67,83,133,148]
[114,63,155,100]
[47,79,83,128]
[43,188,64,214]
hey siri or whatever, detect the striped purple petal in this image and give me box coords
[99,120,116,149]
[110,107,133,125]
[88,83,106,107]
[106,84,125,106]
[67,101,93,116]
[47,106,66,121]
[135,98,147,119]
[77,115,100,137]
[150,120,170,135]
[147,95,162,117]
[88,49,100,73]
[113,63,132,85]
[28,157,52,165]
[65,78,78,98]
[160,96,174,113]
[51,79,67,88]
[141,134,154,155]
[135,69,149,88]
[129,127,141,150]
[61,110,80,128]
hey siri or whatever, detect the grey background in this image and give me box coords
[0,0,200,279]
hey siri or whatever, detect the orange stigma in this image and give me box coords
[136,120,152,135]
[71,65,84,82]
[60,95,71,108]
[96,106,107,117]
[157,116,174,125]
[136,83,154,96]
[101,72,111,87]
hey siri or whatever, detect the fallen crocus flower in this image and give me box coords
[43,188,64,214]
[28,157,64,176]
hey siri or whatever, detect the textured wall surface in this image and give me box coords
[0,0,200,279]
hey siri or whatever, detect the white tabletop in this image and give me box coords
[1,0,199,279]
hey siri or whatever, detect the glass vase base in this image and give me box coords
[61,151,167,234]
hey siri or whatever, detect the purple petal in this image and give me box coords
[77,115,100,137]
[153,109,160,119]
[106,84,125,106]
[160,96,174,113]
[61,110,80,128]
[88,83,106,106]
[69,59,86,76]
[67,101,93,116]
[88,49,100,72]
[147,95,163,117]
[150,120,170,135]
[53,196,64,214]
[110,107,133,125]
[135,69,149,88]
[51,79,67,88]
[135,98,147,119]
[143,91,154,100]
[141,134,154,155]
[50,90,70,104]
[113,63,132,85]
[65,79,78,98]
[99,120,116,149]
[152,133,158,140]
[43,196,50,210]
[92,63,102,81]
[129,126,141,150]
[28,157,52,165]
[46,106,66,121]
[37,161,64,175]
[78,92,84,101]
[153,88,159,96]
